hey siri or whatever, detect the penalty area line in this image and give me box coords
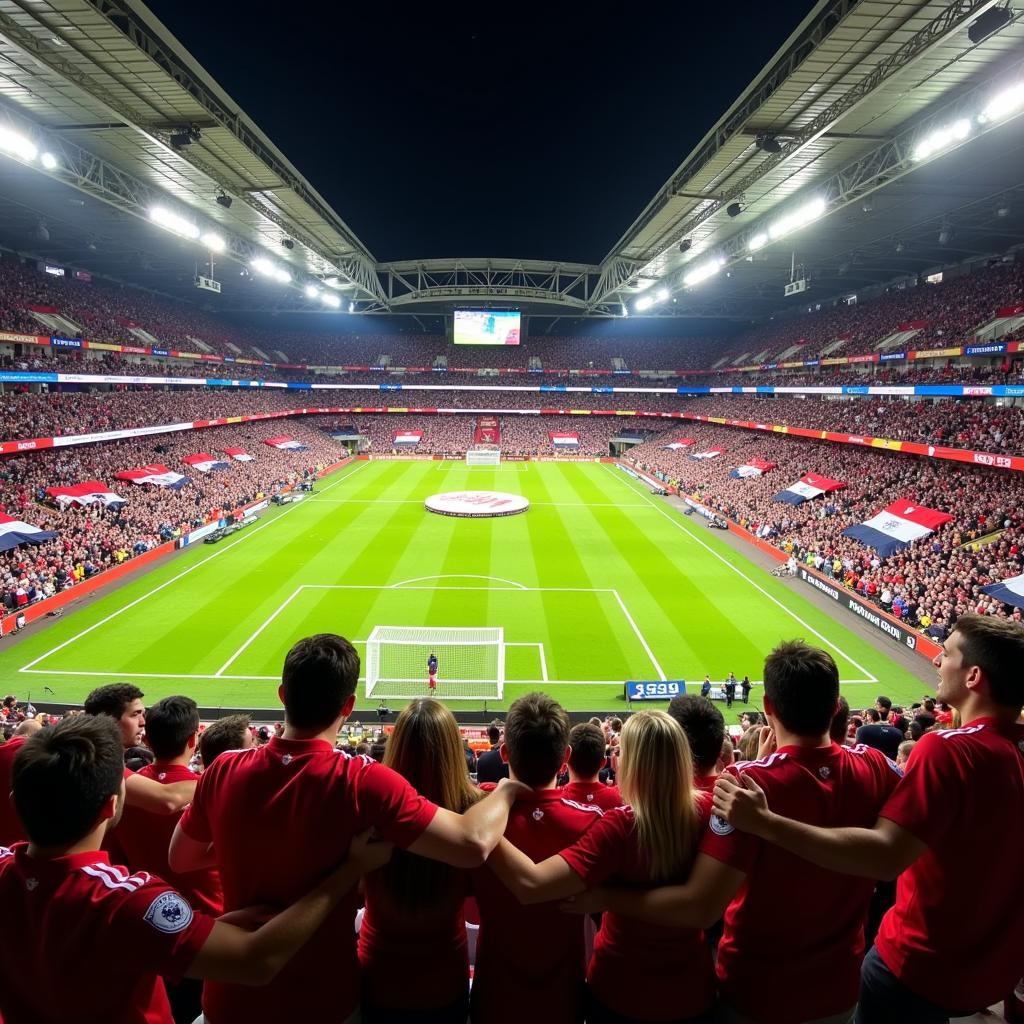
[18,462,367,676]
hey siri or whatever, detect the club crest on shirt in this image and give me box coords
[144,891,194,934]
[710,814,734,836]
[532,808,544,821]
[281,754,293,766]
[818,766,831,780]
[25,877,38,891]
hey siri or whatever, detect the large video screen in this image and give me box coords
[453,309,521,345]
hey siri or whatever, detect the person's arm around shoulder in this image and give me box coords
[407,776,530,868]
[488,837,586,905]
[125,771,196,815]
[185,830,392,983]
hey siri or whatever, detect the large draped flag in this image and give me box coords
[45,480,126,509]
[730,458,777,479]
[663,439,696,450]
[222,447,254,462]
[263,436,308,451]
[115,464,190,489]
[548,432,579,448]
[841,500,954,557]
[981,573,1024,610]
[393,430,424,446]
[773,473,847,505]
[0,512,57,552]
[690,448,725,460]
[182,453,231,474]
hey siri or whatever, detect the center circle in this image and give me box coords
[424,491,530,518]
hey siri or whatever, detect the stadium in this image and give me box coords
[0,2,1023,1023]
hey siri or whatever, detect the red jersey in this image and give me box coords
[701,742,902,1023]
[115,761,223,915]
[178,737,437,1024]
[0,845,213,1024]
[559,780,622,811]
[694,773,718,793]
[875,718,1024,1009]
[359,864,469,1010]
[471,785,603,1024]
[0,737,26,846]
[560,795,716,1021]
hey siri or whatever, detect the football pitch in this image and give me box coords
[0,460,929,713]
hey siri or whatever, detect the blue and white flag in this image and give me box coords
[982,573,1024,610]
[0,513,57,552]
[842,501,953,558]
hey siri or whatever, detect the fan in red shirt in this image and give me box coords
[0,715,393,1024]
[359,698,482,1023]
[0,719,43,846]
[715,615,1024,1023]
[471,692,604,1024]
[559,722,622,810]
[492,709,716,1024]
[171,634,525,1024]
[574,641,903,1024]
[668,693,728,793]
[115,696,223,1024]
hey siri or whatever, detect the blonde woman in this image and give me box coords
[489,710,715,1024]
[358,699,481,1024]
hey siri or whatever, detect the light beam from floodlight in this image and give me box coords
[0,125,38,162]
[683,257,724,288]
[40,152,58,170]
[980,82,1024,124]
[200,232,225,253]
[149,205,200,241]
[322,292,341,308]
[304,284,319,298]
[912,119,971,162]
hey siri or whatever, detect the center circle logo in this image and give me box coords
[424,491,530,519]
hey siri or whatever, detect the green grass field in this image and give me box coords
[0,460,930,713]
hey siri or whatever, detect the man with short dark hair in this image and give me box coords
[875,696,893,721]
[85,683,196,817]
[575,641,903,1024]
[473,692,603,1024]
[560,722,621,809]
[715,615,1024,1023]
[0,715,392,1024]
[668,693,726,791]
[171,633,524,1024]
[199,714,253,769]
[856,709,904,761]
[475,721,509,784]
[115,696,220,1023]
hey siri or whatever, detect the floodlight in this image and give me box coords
[912,119,971,162]
[40,151,58,170]
[250,257,275,276]
[0,125,38,162]
[655,287,669,302]
[635,278,654,292]
[200,232,225,253]
[767,196,827,241]
[748,232,768,252]
[321,292,341,308]
[635,295,655,312]
[968,6,1011,44]
[304,284,319,298]
[980,82,1024,124]
[272,267,291,284]
[683,257,724,288]
[149,205,200,241]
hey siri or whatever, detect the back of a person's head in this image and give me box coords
[200,714,251,768]
[763,640,839,737]
[83,682,143,720]
[667,694,725,774]
[13,716,124,847]
[864,708,881,724]
[12,718,43,739]
[144,695,199,761]
[951,614,1024,708]
[618,711,699,882]
[567,723,606,779]
[487,721,502,745]
[876,695,892,716]
[897,739,916,763]
[281,633,359,730]
[829,695,851,744]
[504,692,569,788]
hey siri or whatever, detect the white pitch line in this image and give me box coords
[298,584,617,592]
[214,587,303,677]
[611,589,666,681]
[18,462,367,675]
[389,574,528,590]
[605,466,879,684]
[305,498,650,508]
[538,642,549,683]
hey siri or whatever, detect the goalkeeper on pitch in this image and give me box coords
[427,652,439,693]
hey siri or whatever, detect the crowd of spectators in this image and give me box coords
[1,420,348,615]
[626,424,1024,632]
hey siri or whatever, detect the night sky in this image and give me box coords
[146,1,816,264]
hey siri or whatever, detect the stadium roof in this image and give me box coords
[0,0,1021,320]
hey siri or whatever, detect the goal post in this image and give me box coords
[466,448,501,466]
[365,626,505,701]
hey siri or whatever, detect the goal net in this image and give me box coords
[365,626,505,701]
[466,448,501,466]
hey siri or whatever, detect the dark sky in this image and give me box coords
[146,1,816,264]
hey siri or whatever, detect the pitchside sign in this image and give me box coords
[625,680,686,702]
